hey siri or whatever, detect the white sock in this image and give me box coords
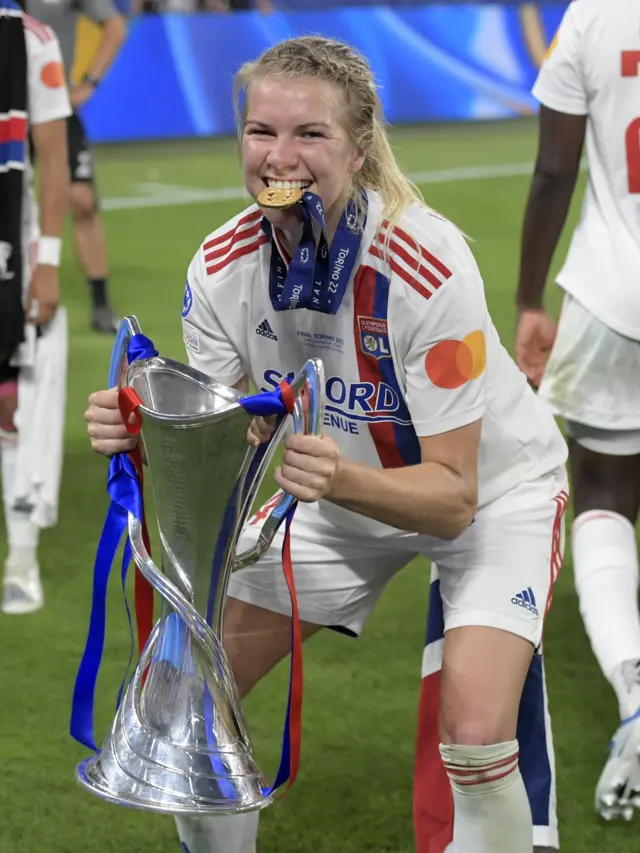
[572,510,640,716]
[175,812,259,853]
[440,740,532,853]
[1,444,38,564]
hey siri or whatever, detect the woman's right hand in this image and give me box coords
[85,388,138,456]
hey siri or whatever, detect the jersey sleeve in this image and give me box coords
[402,256,489,438]
[180,245,247,387]
[25,27,72,126]
[80,0,119,24]
[532,3,588,116]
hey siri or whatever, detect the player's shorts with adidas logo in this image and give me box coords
[181,189,569,647]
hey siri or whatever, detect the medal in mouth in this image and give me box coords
[257,178,313,210]
[256,185,304,209]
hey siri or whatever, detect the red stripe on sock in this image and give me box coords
[442,752,519,775]
[448,762,519,787]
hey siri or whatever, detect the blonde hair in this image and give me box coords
[234,36,425,239]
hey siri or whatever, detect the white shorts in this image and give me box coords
[229,467,568,648]
[539,294,640,441]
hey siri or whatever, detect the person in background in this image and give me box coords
[0,0,70,613]
[23,0,126,334]
[515,0,640,823]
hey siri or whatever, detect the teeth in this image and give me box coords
[267,179,311,189]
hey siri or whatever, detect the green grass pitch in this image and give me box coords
[0,119,636,852]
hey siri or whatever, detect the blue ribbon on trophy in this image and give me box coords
[70,332,158,751]
[70,329,306,796]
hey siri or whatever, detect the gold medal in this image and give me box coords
[256,186,304,210]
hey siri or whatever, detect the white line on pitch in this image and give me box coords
[102,161,543,212]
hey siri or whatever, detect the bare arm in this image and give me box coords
[280,420,481,540]
[28,117,70,323]
[514,105,586,384]
[70,14,127,109]
[31,118,69,240]
[516,105,586,310]
[85,15,127,82]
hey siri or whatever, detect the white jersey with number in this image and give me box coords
[182,190,567,532]
[533,0,640,340]
[22,14,71,263]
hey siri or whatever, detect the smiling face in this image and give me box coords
[241,75,365,240]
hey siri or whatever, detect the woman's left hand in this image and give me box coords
[274,433,340,503]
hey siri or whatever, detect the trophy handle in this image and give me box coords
[108,315,143,389]
[234,357,326,569]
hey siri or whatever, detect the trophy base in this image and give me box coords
[76,757,274,816]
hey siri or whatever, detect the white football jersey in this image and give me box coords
[182,190,567,532]
[22,15,71,263]
[533,0,640,340]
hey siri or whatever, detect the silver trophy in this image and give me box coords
[76,316,325,815]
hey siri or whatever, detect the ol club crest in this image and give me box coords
[358,316,391,360]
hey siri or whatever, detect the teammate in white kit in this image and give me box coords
[1,0,70,614]
[515,0,640,822]
[86,37,568,853]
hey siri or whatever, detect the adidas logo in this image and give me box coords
[511,587,539,616]
[256,319,277,340]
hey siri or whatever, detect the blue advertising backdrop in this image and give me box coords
[82,3,569,143]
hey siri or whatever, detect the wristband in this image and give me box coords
[83,73,101,88]
[37,236,62,268]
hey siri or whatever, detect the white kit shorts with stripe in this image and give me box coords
[228,466,568,649]
[539,293,640,454]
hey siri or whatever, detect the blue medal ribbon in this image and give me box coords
[266,191,366,315]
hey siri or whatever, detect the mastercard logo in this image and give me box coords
[41,61,65,89]
[425,330,486,389]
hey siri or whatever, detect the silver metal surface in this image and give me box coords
[77,316,325,815]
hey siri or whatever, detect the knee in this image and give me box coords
[439,704,515,747]
[69,183,97,221]
[568,439,639,521]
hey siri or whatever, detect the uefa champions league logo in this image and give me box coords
[181,280,193,319]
